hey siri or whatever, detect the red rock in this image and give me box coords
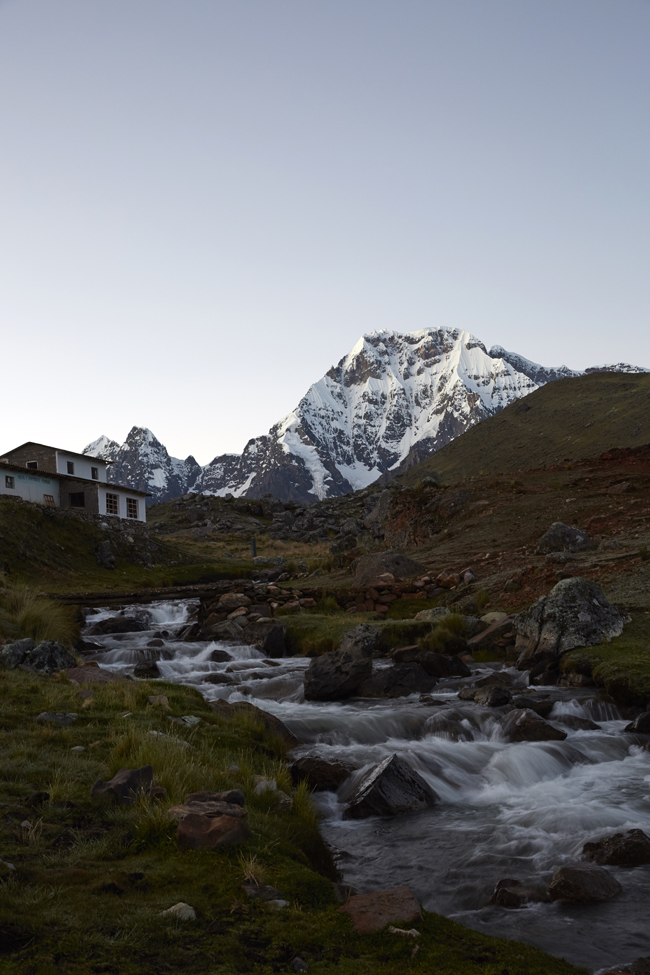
[339,886,421,933]
[375,604,389,613]
[176,813,251,850]
[299,598,317,607]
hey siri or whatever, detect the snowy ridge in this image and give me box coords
[84,327,647,504]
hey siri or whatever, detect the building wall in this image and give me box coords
[98,485,147,523]
[0,465,60,506]
[55,451,108,482]
[2,444,57,471]
[58,479,100,515]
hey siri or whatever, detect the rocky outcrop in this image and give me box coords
[343,754,438,819]
[0,639,76,676]
[536,522,597,555]
[513,577,629,669]
[303,650,372,702]
[548,864,622,902]
[582,830,650,867]
[91,766,154,805]
[339,885,421,933]
[500,709,567,743]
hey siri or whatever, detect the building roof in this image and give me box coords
[0,441,113,464]
[0,459,150,496]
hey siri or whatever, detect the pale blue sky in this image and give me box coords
[2,0,649,463]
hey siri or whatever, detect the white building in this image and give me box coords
[0,442,149,522]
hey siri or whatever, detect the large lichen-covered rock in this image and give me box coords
[0,639,75,676]
[548,863,622,903]
[536,522,597,554]
[514,577,629,669]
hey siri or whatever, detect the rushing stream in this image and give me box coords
[85,598,650,973]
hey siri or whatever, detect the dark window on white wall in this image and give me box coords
[5,476,14,488]
[91,467,98,480]
[106,493,118,515]
[67,461,75,475]
[126,498,138,519]
[26,461,37,470]
[70,492,85,508]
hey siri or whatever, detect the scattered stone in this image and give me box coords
[549,863,622,902]
[304,649,372,701]
[625,712,650,733]
[290,756,356,792]
[514,578,629,669]
[291,957,308,973]
[387,926,420,938]
[148,695,170,708]
[36,712,78,725]
[353,551,426,588]
[65,666,124,684]
[70,745,85,752]
[160,902,196,921]
[176,812,251,850]
[167,798,245,821]
[582,830,650,867]
[167,715,201,728]
[500,709,567,743]
[537,522,597,555]
[339,885,421,933]
[88,617,149,635]
[90,766,154,805]
[242,882,285,902]
[490,878,550,909]
[343,754,438,819]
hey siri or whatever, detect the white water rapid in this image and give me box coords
[85,598,650,973]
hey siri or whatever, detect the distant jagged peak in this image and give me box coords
[82,434,120,460]
[585,362,649,374]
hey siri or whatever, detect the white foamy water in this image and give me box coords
[84,598,650,973]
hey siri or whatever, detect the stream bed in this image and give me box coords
[85,598,650,973]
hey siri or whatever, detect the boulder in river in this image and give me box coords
[500,708,567,743]
[424,709,474,742]
[304,650,372,701]
[625,712,650,733]
[582,829,650,867]
[548,863,622,902]
[513,577,629,669]
[339,885,421,933]
[473,684,511,707]
[392,647,470,678]
[490,878,550,909]
[338,624,382,658]
[242,622,287,658]
[343,753,438,819]
[536,522,597,555]
[510,696,554,719]
[290,756,356,792]
[134,659,161,679]
[357,662,437,698]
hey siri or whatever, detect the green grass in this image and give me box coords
[562,613,650,706]
[398,371,650,486]
[0,668,586,975]
[0,585,80,645]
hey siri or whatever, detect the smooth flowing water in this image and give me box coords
[85,598,650,973]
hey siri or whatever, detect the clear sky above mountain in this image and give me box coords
[2,0,649,464]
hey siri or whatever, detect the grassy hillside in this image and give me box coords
[399,371,650,487]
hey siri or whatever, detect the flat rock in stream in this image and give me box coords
[501,709,567,743]
[490,878,550,909]
[343,753,438,819]
[549,863,622,902]
[625,712,650,733]
[88,616,149,635]
[582,829,650,867]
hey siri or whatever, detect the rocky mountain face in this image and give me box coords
[84,328,646,504]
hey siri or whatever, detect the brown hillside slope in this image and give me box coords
[398,371,650,486]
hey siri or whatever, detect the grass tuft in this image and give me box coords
[0,584,80,645]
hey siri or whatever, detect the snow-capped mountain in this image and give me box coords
[83,327,646,504]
